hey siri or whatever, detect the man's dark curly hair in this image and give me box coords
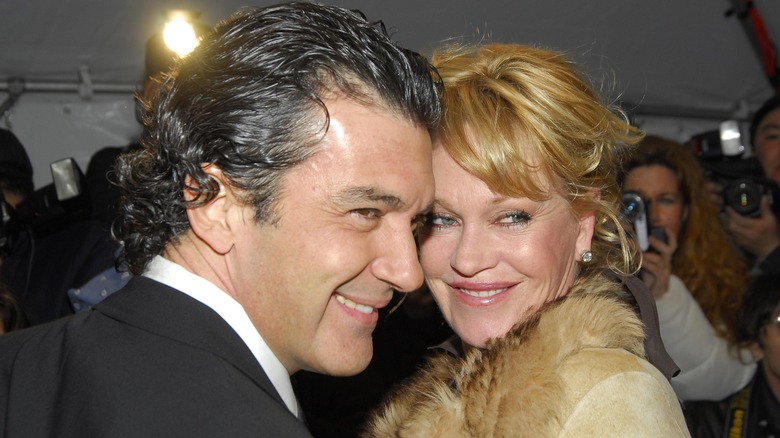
[114,2,442,275]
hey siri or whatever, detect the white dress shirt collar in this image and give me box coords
[142,255,299,417]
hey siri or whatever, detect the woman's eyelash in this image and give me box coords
[498,210,531,224]
[427,213,453,225]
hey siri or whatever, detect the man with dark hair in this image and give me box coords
[0,3,440,437]
[720,95,780,274]
[0,129,34,208]
[684,274,780,437]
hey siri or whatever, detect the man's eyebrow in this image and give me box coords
[333,186,405,209]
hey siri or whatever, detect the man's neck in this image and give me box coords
[764,362,780,403]
[163,232,235,299]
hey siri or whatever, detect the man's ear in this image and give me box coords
[184,164,235,255]
[748,341,765,361]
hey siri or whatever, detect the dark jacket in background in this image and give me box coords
[684,364,780,437]
[1,219,118,325]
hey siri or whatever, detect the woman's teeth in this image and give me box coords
[460,288,506,298]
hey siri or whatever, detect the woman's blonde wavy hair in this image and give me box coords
[430,43,643,285]
[623,135,748,344]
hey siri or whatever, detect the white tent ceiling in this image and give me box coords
[1,0,779,186]
[3,0,779,116]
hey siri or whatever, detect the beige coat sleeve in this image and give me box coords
[558,349,691,437]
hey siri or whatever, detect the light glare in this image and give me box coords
[163,19,198,58]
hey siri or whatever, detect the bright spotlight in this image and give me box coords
[161,10,202,58]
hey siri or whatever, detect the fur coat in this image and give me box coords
[363,283,690,437]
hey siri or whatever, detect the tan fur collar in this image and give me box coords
[364,290,646,437]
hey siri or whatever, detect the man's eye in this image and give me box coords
[351,209,380,220]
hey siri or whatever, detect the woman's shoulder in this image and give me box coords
[557,348,689,437]
[559,347,671,393]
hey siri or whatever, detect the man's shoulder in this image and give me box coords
[0,311,95,372]
[0,298,314,438]
[0,278,164,356]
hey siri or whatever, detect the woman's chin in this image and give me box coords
[457,326,511,350]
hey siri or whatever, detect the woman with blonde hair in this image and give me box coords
[622,135,755,401]
[364,43,689,437]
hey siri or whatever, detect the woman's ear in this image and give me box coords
[575,209,596,257]
[184,164,235,255]
[575,190,599,256]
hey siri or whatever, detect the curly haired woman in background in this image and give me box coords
[622,135,754,401]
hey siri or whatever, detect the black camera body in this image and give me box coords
[711,159,780,218]
[0,158,90,253]
[687,121,780,218]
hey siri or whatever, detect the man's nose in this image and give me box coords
[373,227,424,293]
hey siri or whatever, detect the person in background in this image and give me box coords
[622,135,755,401]
[709,95,780,275]
[0,3,441,437]
[0,280,26,334]
[684,273,780,437]
[0,129,33,209]
[0,128,121,324]
[364,43,688,437]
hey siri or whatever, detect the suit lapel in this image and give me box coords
[95,276,287,408]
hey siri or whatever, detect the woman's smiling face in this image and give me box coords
[419,142,595,349]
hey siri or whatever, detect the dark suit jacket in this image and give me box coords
[0,276,312,437]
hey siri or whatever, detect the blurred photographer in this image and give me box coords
[0,128,123,325]
[705,95,780,275]
[684,273,780,437]
[622,135,755,401]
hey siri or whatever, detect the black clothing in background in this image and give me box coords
[1,219,118,325]
[684,364,780,437]
[85,143,140,231]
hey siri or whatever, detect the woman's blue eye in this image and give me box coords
[425,213,456,228]
[498,211,530,225]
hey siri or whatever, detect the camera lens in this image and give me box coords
[723,179,762,217]
[622,193,645,222]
